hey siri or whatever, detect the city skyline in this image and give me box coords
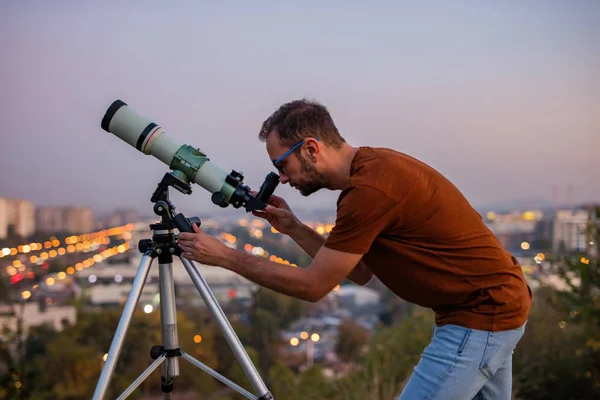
[2,1,599,215]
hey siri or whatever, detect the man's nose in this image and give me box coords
[279,172,290,184]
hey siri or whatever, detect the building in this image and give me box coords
[36,207,65,232]
[63,207,94,233]
[0,198,9,239]
[484,210,543,251]
[36,206,95,234]
[0,302,77,340]
[0,197,36,239]
[95,208,139,229]
[532,216,554,250]
[115,208,138,225]
[552,209,593,253]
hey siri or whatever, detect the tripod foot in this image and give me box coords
[161,376,174,393]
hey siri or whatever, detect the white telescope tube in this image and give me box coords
[101,100,228,194]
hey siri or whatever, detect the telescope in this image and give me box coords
[94,100,277,400]
[101,100,279,211]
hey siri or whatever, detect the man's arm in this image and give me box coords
[288,222,374,286]
[222,245,364,302]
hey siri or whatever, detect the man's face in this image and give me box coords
[266,131,329,196]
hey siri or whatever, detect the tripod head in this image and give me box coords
[150,172,200,233]
[138,172,200,257]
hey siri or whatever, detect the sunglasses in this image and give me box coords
[272,138,319,174]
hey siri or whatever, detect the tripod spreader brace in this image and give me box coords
[149,345,183,394]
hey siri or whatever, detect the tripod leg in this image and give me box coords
[180,257,273,399]
[180,351,257,400]
[158,262,179,392]
[92,254,154,400]
[116,354,166,400]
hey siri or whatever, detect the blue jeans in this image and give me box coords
[399,322,526,400]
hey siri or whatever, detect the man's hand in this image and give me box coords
[177,224,231,266]
[251,194,300,235]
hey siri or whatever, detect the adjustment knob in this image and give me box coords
[211,192,228,208]
[150,345,164,360]
[138,239,153,253]
[153,201,168,215]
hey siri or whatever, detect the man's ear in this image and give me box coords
[305,138,320,161]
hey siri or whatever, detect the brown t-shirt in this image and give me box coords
[324,147,532,331]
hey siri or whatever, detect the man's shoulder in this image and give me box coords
[352,146,423,176]
[354,145,407,162]
[344,147,424,197]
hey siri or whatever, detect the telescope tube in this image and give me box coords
[101,100,233,199]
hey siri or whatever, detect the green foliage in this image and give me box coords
[34,334,103,399]
[555,254,600,334]
[537,211,600,398]
[267,361,298,399]
[335,319,370,363]
[297,365,337,399]
[219,346,261,400]
[0,306,222,399]
[332,312,434,400]
[512,286,600,399]
[248,287,309,381]
[254,287,308,330]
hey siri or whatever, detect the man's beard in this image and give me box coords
[296,155,329,197]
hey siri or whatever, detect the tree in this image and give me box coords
[15,306,221,399]
[333,312,434,400]
[512,286,599,399]
[513,206,600,398]
[267,361,298,399]
[248,287,309,380]
[296,365,336,399]
[547,205,600,396]
[335,319,370,363]
[0,274,29,400]
[31,333,104,400]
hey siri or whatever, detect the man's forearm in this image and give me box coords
[222,248,320,302]
[288,221,373,286]
[288,222,325,258]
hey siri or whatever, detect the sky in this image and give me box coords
[1,1,599,218]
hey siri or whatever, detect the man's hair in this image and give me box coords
[258,99,346,148]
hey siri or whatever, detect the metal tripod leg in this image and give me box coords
[116,354,166,400]
[92,253,155,400]
[158,261,179,399]
[180,256,273,399]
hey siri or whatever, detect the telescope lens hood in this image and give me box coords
[101,99,128,132]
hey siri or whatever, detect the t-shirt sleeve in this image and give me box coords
[324,185,399,254]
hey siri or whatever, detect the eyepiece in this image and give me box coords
[256,172,280,204]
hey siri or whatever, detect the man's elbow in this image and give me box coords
[301,285,328,303]
[303,289,323,303]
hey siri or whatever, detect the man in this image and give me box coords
[178,99,532,399]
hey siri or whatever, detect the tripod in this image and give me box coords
[92,173,274,400]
